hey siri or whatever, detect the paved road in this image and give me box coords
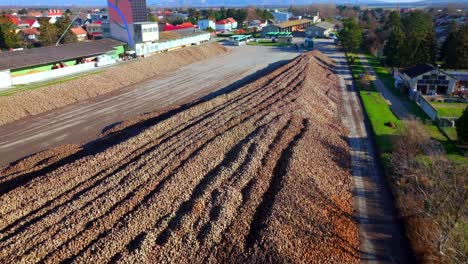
[314,39,412,263]
[0,45,300,166]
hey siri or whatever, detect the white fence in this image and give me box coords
[11,63,96,85]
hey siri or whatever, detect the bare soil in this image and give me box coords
[0,50,359,263]
[0,43,229,126]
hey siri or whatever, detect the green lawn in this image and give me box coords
[348,54,401,154]
[247,40,292,47]
[431,102,468,118]
[0,70,104,97]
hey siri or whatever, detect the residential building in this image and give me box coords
[70,27,88,42]
[22,18,40,28]
[47,9,63,24]
[310,11,321,23]
[306,21,335,38]
[398,64,458,95]
[108,0,148,47]
[85,23,103,40]
[18,28,40,42]
[248,20,267,28]
[197,19,215,30]
[272,10,291,23]
[261,19,312,37]
[226,17,238,29]
[215,20,232,31]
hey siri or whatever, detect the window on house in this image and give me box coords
[422,75,430,80]
[431,74,437,79]
[438,75,446,80]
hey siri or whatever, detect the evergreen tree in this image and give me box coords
[55,15,77,45]
[440,22,459,67]
[383,11,404,68]
[0,17,21,49]
[339,18,362,53]
[456,107,468,143]
[400,11,434,66]
[38,18,58,46]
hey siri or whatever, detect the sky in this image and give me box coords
[0,0,449,7]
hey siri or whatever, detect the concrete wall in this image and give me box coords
[411,91,438,121]
[11,63,97,85]
[0,70,12,89]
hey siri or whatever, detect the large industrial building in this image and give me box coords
[107,0,210,56]
[107,0,151,47]
[0,39,125,88]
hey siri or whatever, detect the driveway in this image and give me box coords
[314,38,413,263]
[0,45,300,166]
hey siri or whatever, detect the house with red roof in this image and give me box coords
[226,17,238,29]
[215,19,232,31]
[47,9,63,24]
[22,18,40,28]
[70,27,87,42]
[18,28,40,42]
[163,22,194,31]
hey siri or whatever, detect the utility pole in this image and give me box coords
[55,7,83,46]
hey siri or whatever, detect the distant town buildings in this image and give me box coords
[197,19,215,30]
[272,10,292,23]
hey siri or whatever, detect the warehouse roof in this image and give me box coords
[0,38,125,71]
[159,28,209,41]
[309,21,335,30]
[276,19,313,29]
[401,64,435,78]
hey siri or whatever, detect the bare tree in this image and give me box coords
[390,120,468,263]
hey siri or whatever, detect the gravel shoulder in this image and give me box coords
[314,39,413,263]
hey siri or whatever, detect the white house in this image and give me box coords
[226,17,238,29]
[398,64,458,95]
[215,20,232,31]
[197,19,215,30]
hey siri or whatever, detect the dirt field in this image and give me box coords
[0,50,359,263]
[0,43,229,126]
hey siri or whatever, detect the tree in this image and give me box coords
[55,15,77,44]
[65,9,71,15]
[17,8,28,15]
[383,26,405,68]
[0,16,21,49]
[400,11,434,66]
[339,18,362,52]
[416,29,437,64]
[38,18,58,46]
[441,24,468,69]
[456,107,468,143]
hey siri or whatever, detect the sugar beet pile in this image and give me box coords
[0,50,359,263]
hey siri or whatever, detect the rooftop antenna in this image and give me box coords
[55,7,83,46]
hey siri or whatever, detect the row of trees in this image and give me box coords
[37,15,77,46]
[339,9,467,70]
[383,11,437,68]
[0,14,77,50]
